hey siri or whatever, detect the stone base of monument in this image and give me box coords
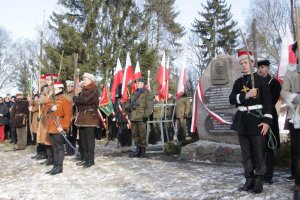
[179,140,242,164]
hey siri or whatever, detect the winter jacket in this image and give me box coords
[74,83,100,128]
[43,93,72,134]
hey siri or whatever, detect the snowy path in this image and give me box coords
[0,141,293,200]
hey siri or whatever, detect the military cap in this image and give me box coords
[135,77,145,84]
[257,60,270,68]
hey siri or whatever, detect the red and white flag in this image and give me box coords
[176,56,186,99]
[97,108,106,129]
[190,90,198,133]
[121,52,134,102]
[276,25,295,83]
[131,61,142,93]
[157,51,166,100]
[111,58,124,103]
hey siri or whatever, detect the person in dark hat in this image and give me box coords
[257,59,281,184]
[125,77,154,158]
[10,92,29,150]
[281,41,300,198]
[229,50,272,193]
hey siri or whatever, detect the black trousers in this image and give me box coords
[238,134,266,178]
[10,126,16,143]
[66,120,77,155]
[289,123,300,186]
[49,134,65,167]
[46,145,53,162]
[265,148,275,180]
[37,143,46,156]
[79,127,96,162]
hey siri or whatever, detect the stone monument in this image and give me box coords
[180,54,242,164]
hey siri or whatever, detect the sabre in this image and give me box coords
[53,120,80,157]
[239,29,255,89]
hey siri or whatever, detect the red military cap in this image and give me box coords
[237,50,254,63]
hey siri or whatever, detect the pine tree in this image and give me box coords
[144,0,185,53]
[46,0,153,83]
[192,0,238,64]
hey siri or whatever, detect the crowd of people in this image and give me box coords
[0,71,193,177]
[0,47,299,198]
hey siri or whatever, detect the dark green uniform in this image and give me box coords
[175,96,190,141]
[128,88,154,147]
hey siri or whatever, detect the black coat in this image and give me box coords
[0,103,8,125]
[265,74,281,148]
[229,73,272,136]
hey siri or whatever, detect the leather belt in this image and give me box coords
[238,105,263,111]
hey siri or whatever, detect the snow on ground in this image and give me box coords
[0,140,293,200]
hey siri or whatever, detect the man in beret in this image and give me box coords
[257,60,281,184]
[125,77,154,158]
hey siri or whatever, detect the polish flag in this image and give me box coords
[111,58,124,103]
[190,90,198,133]
[121,52,134,102]
[131,61,142,93]
[165,56,170,101]
[157,52,166,100]
[276,25,295,83]
[176,56,186,99]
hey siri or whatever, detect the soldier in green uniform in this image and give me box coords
[126,78,154,158]
[175,93,191,142]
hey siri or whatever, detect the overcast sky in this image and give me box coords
[0,0,250,40]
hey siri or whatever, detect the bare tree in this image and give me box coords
[246,0,291,64]
[0,27,17,95]
[13,39,39,95]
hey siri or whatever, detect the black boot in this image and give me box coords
[45,166,56,174]
[36,154,46,160]
[83,160,95,168]
[76,160,87,166]
[252,177,264,193]
[50,166,63,175]
[294,186,300,200]
[238,178,255,191]
[129,147,141,158]
[140,147,146,158]
[31,154,39,159]
[45,160,54,166]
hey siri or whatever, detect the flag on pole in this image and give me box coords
[165,56,170,101]
[121,52,134,102]
[176,56,186,99]
[131,61,142,93]
[157,51,166,100]
[190,90,198,133]
[276,25,295,83]
[97,108,107,129]
[99,83,114,116]
[111,58,124,103]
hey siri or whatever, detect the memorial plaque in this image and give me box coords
[196,55,241,144]
[211,58,230,85]
[204,112,235,134]
[204,86,235,110]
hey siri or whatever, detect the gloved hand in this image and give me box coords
[293,95,300,104]
[143,117,148,123]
